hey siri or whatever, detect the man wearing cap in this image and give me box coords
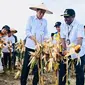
[1,25,10,35]
[51,22,61,40]
[53,22,62,51]
[20,3,53,85]
[0,25,11,72]
[60,9,85,85]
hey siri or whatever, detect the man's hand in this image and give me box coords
[62,50,68,56]
[29,36,37,45]
[74,45,81,53]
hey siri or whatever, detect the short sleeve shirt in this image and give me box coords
[60,19,84,58]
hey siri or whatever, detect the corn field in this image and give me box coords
[0,38,85,85]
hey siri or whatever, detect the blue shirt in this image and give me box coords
[25,16,48,49]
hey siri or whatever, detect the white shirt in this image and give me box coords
[25,16,48,49]
[60,19,84,58]
[2,35,15,52]
[82,30,85,54]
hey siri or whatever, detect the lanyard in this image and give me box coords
[68,26,73,38]
[67,26,73,45]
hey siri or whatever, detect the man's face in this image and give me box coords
[8,32,12,37]
[64,16,74,25]
[37,9,46,19]
[1,28,8,34]
[84,27,85,31]
[56,26,60,32]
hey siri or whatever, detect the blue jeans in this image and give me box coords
[20,47,39,85]
[59,55,85,85]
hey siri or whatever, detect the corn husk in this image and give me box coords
[14,70,21,79]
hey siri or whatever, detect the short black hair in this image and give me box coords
[51,33,54,37]
[84,25,85,28]
[37,8,45,12]
[54,22,61,27]
[2,25,10,32]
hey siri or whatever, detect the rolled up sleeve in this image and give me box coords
[77,24,84,38]
[44,20,49,39]
[26,16,33,37]
[60,24,66,38]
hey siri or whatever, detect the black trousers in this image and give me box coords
[59,55,85,85]
[12,51,17,69]
[20,47,39,85]
[59,60,66,85]
[3,52,12,70]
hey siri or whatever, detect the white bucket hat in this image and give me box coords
[29,3,53,14]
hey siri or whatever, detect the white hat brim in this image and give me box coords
[29,3,53,14]
[29,7,53,14]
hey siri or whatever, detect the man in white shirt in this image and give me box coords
[2,29,15,71]
[20,3,53,85]
[83,26,85,55]
[0,25,11,73]
[60,9,85,85]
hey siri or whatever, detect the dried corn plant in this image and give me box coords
[15,39,25,54]
[14,39,25,79]
[63,43,81,85]
[15,39,25,63]
[28,37,81,85]
[0,38,5,57]
[7,41,13,57]
[0,38,13,54]
[28,38,63,85]
[0,38,8,57]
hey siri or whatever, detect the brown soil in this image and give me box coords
[0,71,85,85]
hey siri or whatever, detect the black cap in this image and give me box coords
[84,25,85,28]
[61,9,75,17]
[2,25,10,32]
[54,22,61,27]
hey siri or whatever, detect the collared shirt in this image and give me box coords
[2,35,15,52]
[60,19,84,58]
[25,16,48,49]
[82,30,85,54]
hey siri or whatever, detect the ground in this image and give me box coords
[0,71,85,85]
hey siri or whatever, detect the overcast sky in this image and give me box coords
[0,0,85,40]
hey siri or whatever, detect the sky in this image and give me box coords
[0,0,85,40]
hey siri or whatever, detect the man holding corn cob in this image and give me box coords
[20,3,53,85]
[60,9,85,85]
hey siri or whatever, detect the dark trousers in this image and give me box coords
[20,47,39,85]
[3,52,12,70]
[12,51,16,69]
[59,61,66,85]
[59,55,85,85]
[75,55,85,85]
